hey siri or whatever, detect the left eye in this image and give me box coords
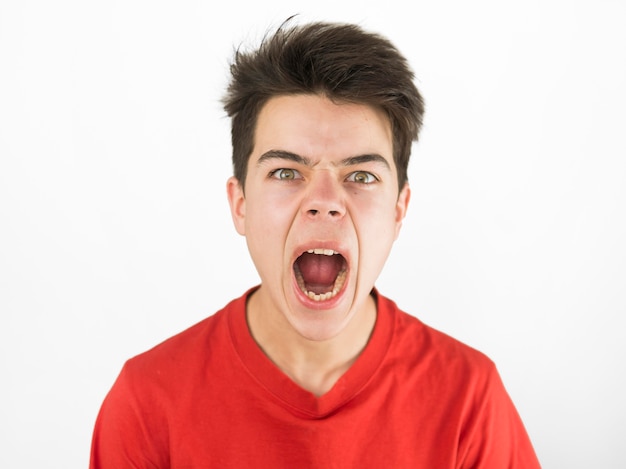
[346,171,377,184]
[270,168,302,180]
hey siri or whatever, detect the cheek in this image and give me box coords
[351,197,400,268]
[353,194,399,233]
[245,193,298,248]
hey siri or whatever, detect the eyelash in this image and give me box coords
[269,169,378,184]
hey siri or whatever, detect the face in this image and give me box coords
[227,94,410,341]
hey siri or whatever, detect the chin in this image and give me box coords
[286,279,362,342]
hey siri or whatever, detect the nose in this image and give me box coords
[302,171,345,219]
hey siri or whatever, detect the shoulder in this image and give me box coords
[121,290,249,386]
[377,293,497,385]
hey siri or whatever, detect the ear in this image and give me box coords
[226,176,246,236]
[394,183,411,240]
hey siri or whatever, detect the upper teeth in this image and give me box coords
[307,248,337,256]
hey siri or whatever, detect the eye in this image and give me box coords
[270,168,302,180]
[346,171,377,184]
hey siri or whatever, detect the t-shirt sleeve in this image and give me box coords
[89,361,169,469]
[457,364,541,468]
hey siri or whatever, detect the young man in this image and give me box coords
[90,20,541,468]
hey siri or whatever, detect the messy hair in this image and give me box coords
[222,18,425,189]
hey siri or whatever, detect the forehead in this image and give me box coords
[252,94,394,165]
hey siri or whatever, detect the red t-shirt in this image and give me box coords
[90,288,541,468]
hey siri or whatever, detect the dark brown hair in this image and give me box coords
[222,18,425,189]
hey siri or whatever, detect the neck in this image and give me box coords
[246,288,377,397]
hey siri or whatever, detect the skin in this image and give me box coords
[227,94,410,396]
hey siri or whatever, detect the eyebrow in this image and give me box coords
[256,149,391,170]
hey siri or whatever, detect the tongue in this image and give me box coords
[297,252,343,287]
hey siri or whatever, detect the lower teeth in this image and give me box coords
[295,269,346,302]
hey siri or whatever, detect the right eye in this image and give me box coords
[270,168,302,180]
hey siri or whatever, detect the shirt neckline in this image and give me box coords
[228,286,395,418]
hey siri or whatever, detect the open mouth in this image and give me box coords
[293,248,348,302]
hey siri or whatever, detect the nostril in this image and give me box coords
[306,209,343,218]
[307,209,341,217]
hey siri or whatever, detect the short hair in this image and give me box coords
[222,18,425,189]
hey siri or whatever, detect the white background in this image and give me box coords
[1,0,625,467]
